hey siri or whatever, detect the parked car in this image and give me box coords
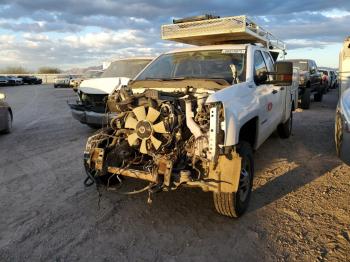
[0,93,13,133]
[83,15,298,218]
[54,75,73,88]
[7,76,23,86]
[318,69,332,93]
[335,37,350,165]
[319,68,338,92]
[285,59,323,109]
[18,75,42,85]
[330,70,338,89]
[0,76,9,86]
[69,58,153,128]
[53,75,74,88]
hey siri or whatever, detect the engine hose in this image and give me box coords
[109,184,152,195]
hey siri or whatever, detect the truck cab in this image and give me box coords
[83,15,296,218]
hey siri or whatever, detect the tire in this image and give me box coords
[315,83,324,102]
[314,92,323,102]
[335,112,343,157]
[3,110,12,134]
[277,110,293,139]
[213,141,254,218]
[300,88,311,109]
[323,82,328,94]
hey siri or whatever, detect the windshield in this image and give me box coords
[84,71,103,79]
[136,50,246,83]
[291,61,308,71]
[101,59,151,78]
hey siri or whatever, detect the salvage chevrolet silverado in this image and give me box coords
[83,15,296,218]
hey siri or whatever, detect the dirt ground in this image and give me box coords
[0,85,349,261]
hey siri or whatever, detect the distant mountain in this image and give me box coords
[64,65,103,75]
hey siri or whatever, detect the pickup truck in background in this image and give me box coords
[83,15,298,218]
[285,59,323,109]
[69,58,153,128]
[54,75,73,88]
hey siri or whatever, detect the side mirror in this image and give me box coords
[272,61,293,86]
[254,71,268,85]
[0,93,5,100]
[310,66,316,74]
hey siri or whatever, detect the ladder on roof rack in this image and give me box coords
[161,15,286,51]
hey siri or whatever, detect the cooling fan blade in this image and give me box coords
[152,121,167,133]
[125,116,138,129]
[146,107,160,123]
[133,106,146,121]
[140,139,148,154]
[127,133,139,146]
[150,135,162,150]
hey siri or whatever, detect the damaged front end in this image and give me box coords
[69,92,109,127]
[84,85,241,196]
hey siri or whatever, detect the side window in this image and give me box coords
[254,51,268,77]
[262,51,274,72]
[311,60,317,71]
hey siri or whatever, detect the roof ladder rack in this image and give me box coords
[161,15,286,51]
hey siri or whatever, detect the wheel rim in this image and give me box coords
[335,114,343,155]
[238,160,251,202]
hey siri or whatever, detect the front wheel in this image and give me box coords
[3,111,12,134]
[213,141,254,218]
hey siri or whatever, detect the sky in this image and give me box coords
[0,0,349,70]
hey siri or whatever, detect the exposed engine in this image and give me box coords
[84,86,229,192]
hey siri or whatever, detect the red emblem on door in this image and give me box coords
[267,102,273,111]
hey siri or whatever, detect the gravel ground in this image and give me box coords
[0,85,349,261]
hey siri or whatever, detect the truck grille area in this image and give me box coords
[80,93,108,113]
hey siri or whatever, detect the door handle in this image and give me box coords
[272,90,278,94]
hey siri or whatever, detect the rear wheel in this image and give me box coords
[315,83,324,102]
[278,110,293,139]
[300,88,311,109]
[213,141,254,218]
[314,92,323,102]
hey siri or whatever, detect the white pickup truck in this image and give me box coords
[69,58,153,128]
[83,15,298,218]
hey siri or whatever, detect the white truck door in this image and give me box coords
[263,51,289,123]
[254,50,283,141]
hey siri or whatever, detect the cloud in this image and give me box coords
[0,1,349,69]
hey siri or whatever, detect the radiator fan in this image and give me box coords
[125,106,167,154]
